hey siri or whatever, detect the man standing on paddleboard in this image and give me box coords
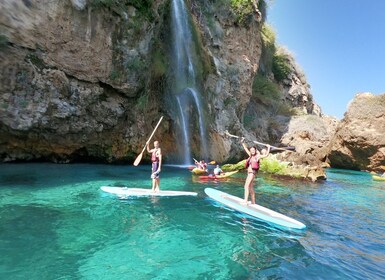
[147,140,162,192]
[241,137,270,204]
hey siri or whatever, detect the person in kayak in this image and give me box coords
[194,159,208,171]
[213,165,223,176]
[147,140,162,192]
[241,137,270,204]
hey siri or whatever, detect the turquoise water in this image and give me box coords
[1,164,385,279]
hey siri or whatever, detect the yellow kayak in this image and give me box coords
[199,170,239,180]
[372,175,385,181]
[191,167,207,175]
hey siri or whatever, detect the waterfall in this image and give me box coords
[176,96,191,162]
[169,0,209,165]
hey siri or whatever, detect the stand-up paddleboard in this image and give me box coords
[204,188,306,230]
[101,186,198,197]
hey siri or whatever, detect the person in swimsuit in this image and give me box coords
[241,137,270,204]
[146,140,162,192]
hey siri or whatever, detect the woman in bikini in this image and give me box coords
[241,137,270,204]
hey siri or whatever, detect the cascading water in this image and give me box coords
[169,0,209,164]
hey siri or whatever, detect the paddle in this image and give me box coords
[133,116,164,166]
[224,130,296,152]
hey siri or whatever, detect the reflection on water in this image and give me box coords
[0,164,384,279]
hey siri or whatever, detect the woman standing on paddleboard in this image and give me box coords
[147,140,162,192]
[241,137,270,204]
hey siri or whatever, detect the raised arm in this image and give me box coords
[260,145,271,159]
[241,137,251,157]
[146,143,152,153]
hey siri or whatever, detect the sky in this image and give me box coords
[267,0,385,119]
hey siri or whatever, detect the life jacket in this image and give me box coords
[151,149,159,162]
[245,156,260,170]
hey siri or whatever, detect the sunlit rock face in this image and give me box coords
[0,0,322,164]
[328,93,385,172]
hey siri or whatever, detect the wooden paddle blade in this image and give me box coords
[133,152,143,166]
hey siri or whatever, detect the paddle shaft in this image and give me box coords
[133,116,163,166]
[224,130,295,152]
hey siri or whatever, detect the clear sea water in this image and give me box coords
[1,163,384,280]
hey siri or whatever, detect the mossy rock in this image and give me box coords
[222,160,246,171]
[222,155,288,173]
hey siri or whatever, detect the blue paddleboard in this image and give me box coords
[204,188,306,230]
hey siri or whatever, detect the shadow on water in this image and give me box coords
[0,174,38,187]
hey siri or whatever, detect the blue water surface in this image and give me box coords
[0,164,384,279]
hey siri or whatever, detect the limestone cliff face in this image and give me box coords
[194,5,321,162]
[0,0,321,164]
[0,0,168,162]
[327,93,385,172]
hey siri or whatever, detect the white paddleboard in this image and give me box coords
[101,186,198,197]
[204,188,306,230]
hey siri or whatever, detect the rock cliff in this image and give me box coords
[0,0,324,168]
[0,0,168,162]
[328,93,385,172]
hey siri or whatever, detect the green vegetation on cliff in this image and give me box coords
[252,73,280,104]
[230,0,267,25]
[260,24,292,82]
[272,53,291,82]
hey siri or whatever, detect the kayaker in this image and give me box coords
[147,140,162,192]
[213,165,223,176]
[241,137,270,204]
[194,159,207,171]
